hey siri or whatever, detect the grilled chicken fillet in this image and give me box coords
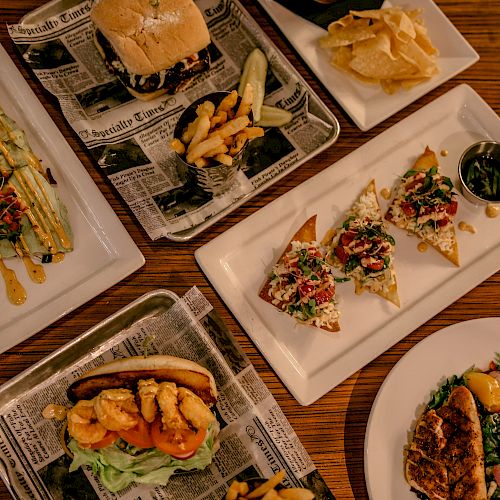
[405,386,487,500]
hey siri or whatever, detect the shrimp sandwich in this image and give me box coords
[61,355,220,492]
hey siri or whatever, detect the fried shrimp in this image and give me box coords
[178,387,216,430]
[138,378,159,423]
[94,388,139,431]
[157,382,189,430]
[67,400,107,444]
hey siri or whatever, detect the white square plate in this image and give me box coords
[196,84,500,405]
[0,44,145,353]
[364,317,500,499]
[256,0,479,131]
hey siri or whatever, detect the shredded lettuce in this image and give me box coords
[68,421,220,492]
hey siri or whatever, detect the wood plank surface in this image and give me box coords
[0,1,499,499]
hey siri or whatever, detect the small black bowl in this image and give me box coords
[458,140,500,205]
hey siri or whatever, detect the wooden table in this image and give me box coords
[0,1,498,498]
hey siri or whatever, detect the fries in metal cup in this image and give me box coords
[225,471,315,499]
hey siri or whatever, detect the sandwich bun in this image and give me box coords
[67,354,217,404]
[90,0,211,76]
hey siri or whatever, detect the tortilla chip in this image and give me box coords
[320,7,438,93]
[385,147,460,266]
[259,215,340,333]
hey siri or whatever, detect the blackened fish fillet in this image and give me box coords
[405,386,487,500]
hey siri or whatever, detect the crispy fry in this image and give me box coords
[214,153,233,166]
[187,114,211,152]
[210,110,228,129]
[229,131,248,156]
[196,100,215,118]
[278,489,315,500]
[170,138,185,155]
[247,471,286,499]
[235,83,254,118]
[186,136,224,164]
[225,480,243,500]
[243,126,264,139]
[194,158,210,168]
[262,490,279,500]
[211,116,250,140]
[204,144,228,157]
[181,117,200,144]
[216,90,238,114]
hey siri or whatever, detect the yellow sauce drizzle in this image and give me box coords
[458,221,477,234]
[0,139,16,168]
[417,242,428,253]
[486,204,500,219]
[22,256,46,284]
[0,258,27,305]
[52,252,65,263]
[380,187,391,200]
[12,168,71,253]
[440,149,449,157]
[42,404,68,421]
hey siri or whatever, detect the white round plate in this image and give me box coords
[364,317,500,499]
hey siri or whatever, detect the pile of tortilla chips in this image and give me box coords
[320,8,439,94]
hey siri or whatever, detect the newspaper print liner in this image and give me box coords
[0,288,335,499]
[11,0,340,242]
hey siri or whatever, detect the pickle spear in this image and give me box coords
[256,105,293,128]
[238,48,267,123]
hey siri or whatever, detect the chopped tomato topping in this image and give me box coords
[401,202,417,217]
[315,286,335,305]
[298,284,315,297]
[340,231,356,246]
[334,245,349,264]
[447,200,458,216]
[151,417,206,459]
[364,258,385,271]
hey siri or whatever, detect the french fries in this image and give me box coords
[225,471,315,500]
[171,91,264,168]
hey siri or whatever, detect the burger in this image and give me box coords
[56,355,220,492]
[90,0,211,101]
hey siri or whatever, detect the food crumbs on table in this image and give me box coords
[417,242,428,253]
[440,149,448,157]
[458,221,477,233]
[380,187,391,200]
[486,204,500,218]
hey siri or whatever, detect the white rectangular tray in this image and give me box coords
[0,44,144,353]
[196,84,500,405]
[256,0,479,131]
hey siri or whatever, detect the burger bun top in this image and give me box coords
[90,0,211,75]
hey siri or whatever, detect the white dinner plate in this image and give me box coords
[0,44,145,353]
[256,0,479,131]
[195,84,500,405]
[364,317,500,499]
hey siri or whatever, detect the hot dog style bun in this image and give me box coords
[68,354,218,404]
[61,355,220,492]
[91,0,211,101]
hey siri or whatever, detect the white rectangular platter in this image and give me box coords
[196,84,500,405]
[256,0,479,131]
[0,44,145,353]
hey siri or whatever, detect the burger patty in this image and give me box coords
[95,29,210,95]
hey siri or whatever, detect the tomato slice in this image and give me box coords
[118,415,154,448]
[79,431,118,449]
[151,418,206,459]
